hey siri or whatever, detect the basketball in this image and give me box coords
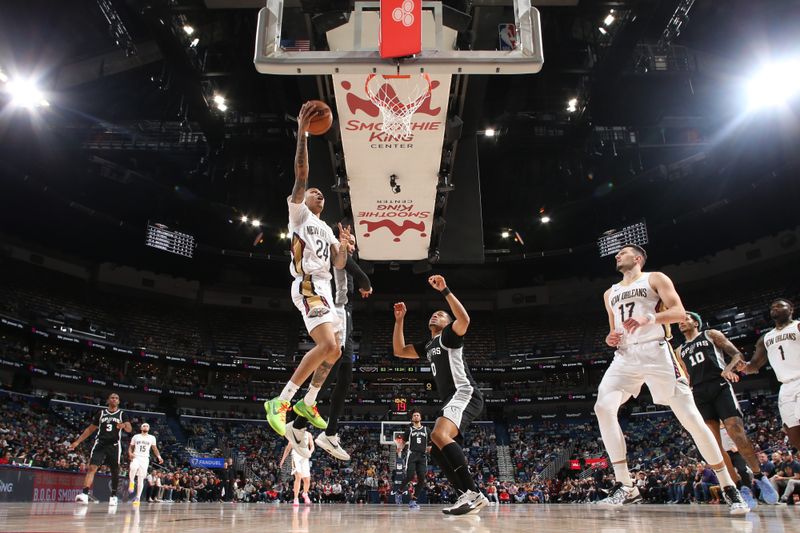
[307,100,333,136]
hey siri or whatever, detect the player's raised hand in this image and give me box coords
[337,223,352,248]
[297,101,319,133]
[428,275,447,291]
[393,302,407,321]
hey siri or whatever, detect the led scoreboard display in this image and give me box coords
[597,220,649,257]
[145,222,195,258]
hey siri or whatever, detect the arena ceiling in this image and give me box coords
[0,0,798,289]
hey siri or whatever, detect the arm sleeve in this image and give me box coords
[440,324,465,349]
[287,196,310,227]
[344,256,371,291]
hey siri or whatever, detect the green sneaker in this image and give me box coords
[264,398,291,436]
[293,400,328,430]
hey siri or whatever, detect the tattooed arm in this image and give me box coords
[292,102,318,203]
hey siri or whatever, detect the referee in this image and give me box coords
[397,410,430,509]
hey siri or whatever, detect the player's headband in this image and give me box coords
[687,312,703,330]
[141,423,150,430]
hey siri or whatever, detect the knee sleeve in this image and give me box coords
[668,394,723,465]
[594,390,630,463]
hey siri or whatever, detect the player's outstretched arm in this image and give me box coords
[291,102,317,203]
[428,275,470,336]
[345,256,373,297]
[68,423,98,450]
[279,443,291,467]
[739,335,768,375]
[707,329,744,382]
[392,302,419,359]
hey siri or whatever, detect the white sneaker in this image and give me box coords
[75,493,89,504]
[464,492,489,515]
[443,490,483,515]
[315,432,350,461]
[596,483,642,507]
[286,421,312,459]
[109,496,118,506]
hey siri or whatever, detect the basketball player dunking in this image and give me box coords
[69,393,132,506]
[128,422,164,505]
[286,234,373,461]
[678,312,779,506]
[398,410,431,509]
[393,275,489,516]
[264,101,352,437]
[739,299,800,452]
[594,245,749,514]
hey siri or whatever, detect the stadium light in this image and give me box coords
[540,215,551,224]
[566,98,578,112]
[279,232,287,239]
[240,215,248,223]
[483,128,496,137]
[213,94,225,105]
[250,219,261,227]
[183,25,195,36]
[5,78,49,108]
[501,230,510,239]
[746,59,800,110]
[604,13,615,26]
[0,69,7,83]
[189,37,200,48]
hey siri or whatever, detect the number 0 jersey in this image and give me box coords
[413,324,482,404]
[764,320,800,383]
[131,433,157,460]
[608,272,668,345]
[679,331,726,386]
[288,197,336,280]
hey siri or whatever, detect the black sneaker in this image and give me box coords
[722,486,750,515]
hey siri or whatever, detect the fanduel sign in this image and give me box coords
[333,74,450,261]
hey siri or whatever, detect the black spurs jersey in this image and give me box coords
[679,331,726,385]
[414,324,482,403]
[95,409,127,444]
[402,425,429,454]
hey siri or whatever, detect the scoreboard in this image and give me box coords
[145,222,195,258]
[597,221,648,257]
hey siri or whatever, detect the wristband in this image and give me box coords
[441,287,452,297]
[645,313,656,325]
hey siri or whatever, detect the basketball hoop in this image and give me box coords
[365,73,432,138]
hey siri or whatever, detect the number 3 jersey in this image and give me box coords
[764,320,800,383]
[96,409,127,445]
[288,197,337,281]
[131,433,157,460]
[679,331,726,385]
[608,272,668,345]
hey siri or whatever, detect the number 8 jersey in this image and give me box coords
[288,197,337,281]
[608,272,669,345]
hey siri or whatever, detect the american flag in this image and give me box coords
[281,39,311,51]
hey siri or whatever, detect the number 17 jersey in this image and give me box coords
[608,272,668,345]
[288,197,336,281]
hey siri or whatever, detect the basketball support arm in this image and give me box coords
[253,0,543,75]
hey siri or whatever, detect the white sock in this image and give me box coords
[303,384,321,405]
[613,462,633,487]
[714,466,735,488]
[279,381,301,401]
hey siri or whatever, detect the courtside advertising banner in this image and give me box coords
[333,74,451,261]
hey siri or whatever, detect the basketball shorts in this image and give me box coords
[90,441,121,467]
[778,378,800,428]
[291,275,342,336]
[404,452,428,484]
[599,339,690,405]
[691,380,743,421]
[291,455,311,478]
[129,457,150,478]
[439,391,484,437]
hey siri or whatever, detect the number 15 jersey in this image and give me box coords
[288,197,336,281]
[608,272,668,345]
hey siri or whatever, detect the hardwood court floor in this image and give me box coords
[0,502,797,532]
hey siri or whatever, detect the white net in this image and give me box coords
[365,74,432,138]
